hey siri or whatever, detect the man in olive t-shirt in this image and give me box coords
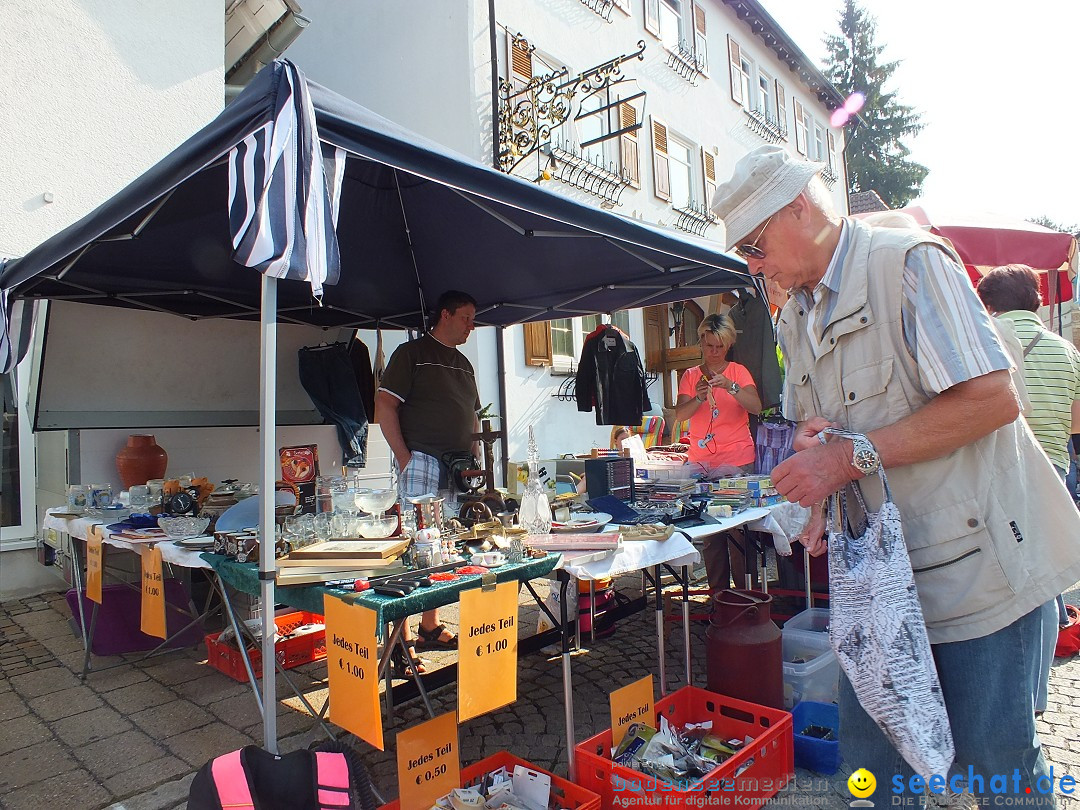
[375,290,481,655]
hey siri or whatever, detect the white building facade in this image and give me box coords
[285,0,849,465]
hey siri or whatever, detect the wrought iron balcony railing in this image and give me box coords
[666,39,707,84]
[820,165,839,188]
[545,139,633,207]
[672,201,717,237]
[579,0,616,21]
[743,107,787,144]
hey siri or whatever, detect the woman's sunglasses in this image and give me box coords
[734,214,774,260]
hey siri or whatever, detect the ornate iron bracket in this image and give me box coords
[672,201,717,237]
[743,107,786,144]
[820,165,839,189]
[552,374,578,401]
[579,0,616,21]
[546,138,633,207]
[499,36,646,175]
[665,40,706,84]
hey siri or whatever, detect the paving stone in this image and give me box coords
[140,655,215,686]
[164,723,254,767]
[73,728,165,781]
[8,665,81,698]
[104,772,195,810]
[103,754,190,800]
[0,739,80,790]
[86,664,151,692]
[130,698,215,739]
[205,692,265,731]
[0,712,53,756]
[0,688,30,721]
[51,705,133,747]
[2,766,110,810]
[29,684,104,722]
[170,670,251,704]
[100,679,178,714]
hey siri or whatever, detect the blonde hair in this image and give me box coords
[698,312,737,349]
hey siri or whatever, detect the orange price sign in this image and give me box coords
[323,595,383,750]
[139,545,167,639]
[86,525,104,604]
[610,675,655,746]
[458,580,518,721]
[396,711,460,810]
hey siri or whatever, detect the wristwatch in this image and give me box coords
[729,382,741,395]
[820,428,880,476]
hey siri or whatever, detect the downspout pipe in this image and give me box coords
[489,0,510,487]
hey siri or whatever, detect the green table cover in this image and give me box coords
[201,552,562,630]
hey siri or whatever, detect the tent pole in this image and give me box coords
[259,274,279,752]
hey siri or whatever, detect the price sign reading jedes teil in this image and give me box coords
[323,596,383,750]
[397,710,460,810]
[457,580,519,721]
[140,545,167,639]
[86,525,104,604]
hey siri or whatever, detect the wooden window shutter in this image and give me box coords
[643,305,666,372]
[619,102,640,187]
[701,147,716,208]
[793,99,807,155]
[775,80,787,134]
[509,37,533,88]
[523,320,553,367]
[727,36,743,104]
[644,0,660,36]
[651,117,670,202]
[827,131,836,171]
[692,3,707,68]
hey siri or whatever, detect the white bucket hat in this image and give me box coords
[710,145,825,251]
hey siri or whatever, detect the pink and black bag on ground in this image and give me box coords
[188,741,378,810]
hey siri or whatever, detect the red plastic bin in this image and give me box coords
[574,685,793,810]
[204,610,327,681]
[379,751,600,810]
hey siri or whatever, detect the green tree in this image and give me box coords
[1028,215,1079,236]
[823,0,928,208]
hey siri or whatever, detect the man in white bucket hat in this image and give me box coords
[712,145,1080,802]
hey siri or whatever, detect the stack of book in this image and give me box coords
[636,478,698,503]
[276,539,410,586]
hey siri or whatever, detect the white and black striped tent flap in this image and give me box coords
[228,61,341,299]
[0,266,38,375]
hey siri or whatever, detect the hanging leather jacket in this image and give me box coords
[575,325,651,426]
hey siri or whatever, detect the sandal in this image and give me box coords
[390,643,427,679]
[416,623,458,651]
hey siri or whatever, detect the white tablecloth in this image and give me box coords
[43,509,213,570]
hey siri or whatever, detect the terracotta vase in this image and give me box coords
[115,434,168,488]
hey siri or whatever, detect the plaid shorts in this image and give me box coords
[394,450,441,500]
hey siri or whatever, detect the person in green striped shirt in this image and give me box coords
[977,263,1080,713]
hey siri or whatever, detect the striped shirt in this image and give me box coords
[997,310,1080,470]
[793,220,1010,395]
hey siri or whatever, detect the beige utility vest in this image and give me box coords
[778,219,1080,644]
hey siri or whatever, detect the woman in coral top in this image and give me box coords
[674,313,762,475]
[673,313,762,592]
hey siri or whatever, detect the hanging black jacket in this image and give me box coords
[575,325,651,426]
[728,292,783,410]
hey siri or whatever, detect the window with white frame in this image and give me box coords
[813,121,827,163]
[577,92,611,166]
[548,311,632,367]
[658,0,682,51]
[666,135,695,209]
[756,69,775,119]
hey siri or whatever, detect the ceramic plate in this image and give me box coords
[551,512,612,534]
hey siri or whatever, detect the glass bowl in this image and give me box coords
[158,515,211,540]
[356,516,398,538]
[354,488,397,516]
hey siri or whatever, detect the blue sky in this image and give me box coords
[758,0,1080,228]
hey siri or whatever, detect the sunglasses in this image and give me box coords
[735,213,774,260]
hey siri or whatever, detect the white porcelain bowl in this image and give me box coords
[157,515,211,540]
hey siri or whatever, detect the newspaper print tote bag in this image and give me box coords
[826,464,955,778]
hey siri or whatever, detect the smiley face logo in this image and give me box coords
[848,768,876,798]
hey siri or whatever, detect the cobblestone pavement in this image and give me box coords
[0,577,1078,810]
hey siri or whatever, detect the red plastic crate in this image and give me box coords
[204,610,327,681]
[574,685,793,810]
[379,751,600,810]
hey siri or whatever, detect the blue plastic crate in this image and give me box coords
[792,701,840,775]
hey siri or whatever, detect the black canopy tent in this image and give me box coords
[1,62,749,331]
[1,61,751,752]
